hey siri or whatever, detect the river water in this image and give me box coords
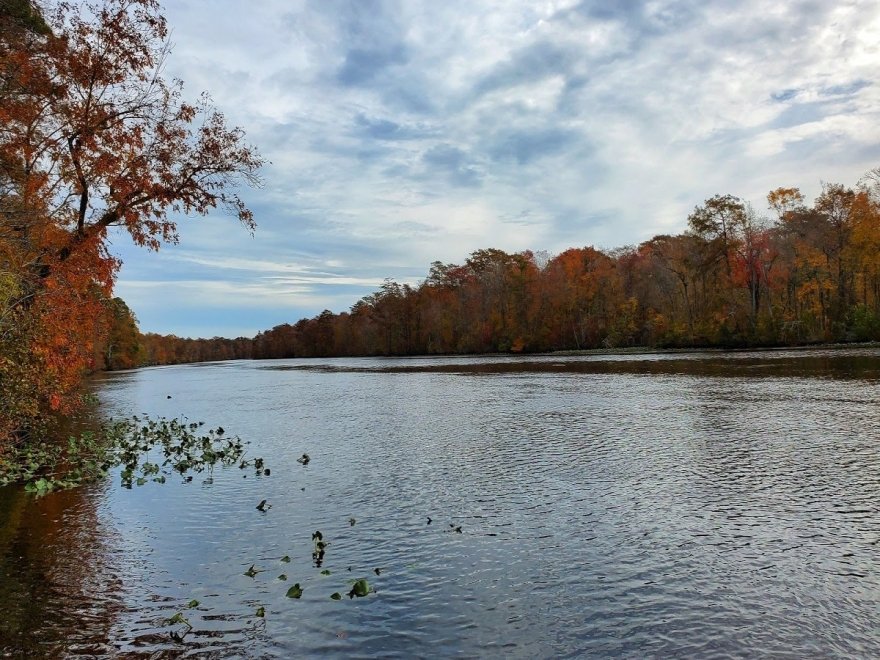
[1,348,879,658]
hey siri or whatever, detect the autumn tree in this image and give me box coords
[100,297,145,369]
[0,0,262,442]
[539,247,622,349]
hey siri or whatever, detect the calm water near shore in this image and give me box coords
[1,348,879,657]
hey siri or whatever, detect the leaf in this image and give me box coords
[348,579,372,598]
[286,584,303,599]
[186,599,199,608]
[256,606,265,617]
[278,574,287,581]
[166,612,191,627]
[320,569,331,576]
[280,555,291,563]
[244,564,262,578]
[330,593,342,600]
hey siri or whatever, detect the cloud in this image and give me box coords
[110,0,880,336]
[337,45,409,86]
[353,113,437,141]
[420,144,483,188]
[485,127,579,164]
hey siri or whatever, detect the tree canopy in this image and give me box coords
[0,0,262,442]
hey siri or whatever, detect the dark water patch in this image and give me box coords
[258,347,880,380]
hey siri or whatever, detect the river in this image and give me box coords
[1,347,879,657]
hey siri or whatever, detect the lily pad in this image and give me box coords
[286,584,303,599]
[348,578,372,598]
[330,592,342,600]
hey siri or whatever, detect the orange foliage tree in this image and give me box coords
[0,0,262,443]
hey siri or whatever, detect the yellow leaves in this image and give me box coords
[767,187,805,220]
[0,272,22,307]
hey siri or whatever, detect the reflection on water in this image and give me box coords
[0,483,125,656]
[1,347,879,657]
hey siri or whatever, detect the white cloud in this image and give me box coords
[116,0,880,335]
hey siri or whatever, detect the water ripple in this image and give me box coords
[2,348,879,657]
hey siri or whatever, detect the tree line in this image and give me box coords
[134,177,880,364]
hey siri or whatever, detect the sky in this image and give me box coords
[110,0,880,338]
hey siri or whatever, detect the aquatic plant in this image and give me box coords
[0,415,267,494]
[348,578,373,599]
[0,431,112,492]
[312,530,328,567]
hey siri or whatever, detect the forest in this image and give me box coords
[140,180,880,364]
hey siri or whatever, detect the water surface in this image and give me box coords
[1,347,879,657]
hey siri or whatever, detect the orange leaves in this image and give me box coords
[1,0,262,442]
[2,0,263,271]
[767,187,805,221]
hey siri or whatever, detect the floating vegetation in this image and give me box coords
[347,578,373,599]
[1,431,112,493]
[0,415,268,494]
[166,611,191,627]
[110,416,266,489]
[9,434,401,639]
[312,531,328,567]
[164,599,200,642]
